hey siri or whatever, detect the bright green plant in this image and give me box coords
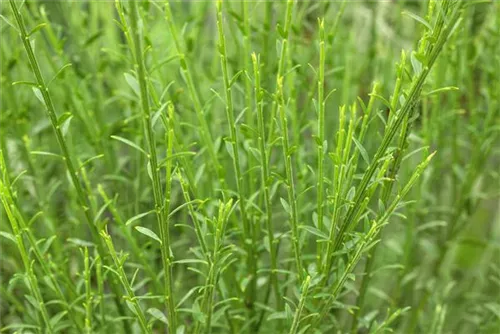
[1,0,498,333]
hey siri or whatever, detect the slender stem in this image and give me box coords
[277,76,303,281]
[351,2,465,329]
[97,184,162,292]
[100,231,151,333]
[242,1,255,198]
[311,153,436,332]
[195,200,232,334]
[9,1,130,329]
[266,0,295,149]
[0,169,54,333]
[288,276,311,334]
[125,1,177,331]
[316,19,326,266]
[216,1,257,325]
[178,171,209,256]
[83,247,93,334]
[164,1,223,184]
[324,0,464,278]
[252,53,280,308]
[351,60,405,333]
[95,256,105,331]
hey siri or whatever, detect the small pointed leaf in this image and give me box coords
[135,226,162,244]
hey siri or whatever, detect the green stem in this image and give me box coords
[324,0,464,278]
[216,1,257,327]
[0,172,54,333]
[125,1,177,331]
[97,184,161,292]
[83,247,93,334]
[252,53,280,309]
[9,1,130,329]
[101,231,151,333]
[316,19,326,267]
[277,76,304,281]
[266,0,295,149]
[311,153,436,332]
[164,1,223,184]
[289,276,311,334]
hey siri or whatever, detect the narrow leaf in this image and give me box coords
[111,135,147,156]
[125,210,155,226]
[280,197,291,215]
[124,73,140,96]
[402,11,433,30]
[135,226,162,244]
[32,87,45,105]
[147,308,168,325]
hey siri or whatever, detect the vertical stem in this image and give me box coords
[0,171,54,333]
[277,76,304,281]
[252,53,280,308]
[288,276,311,334]
[316,19,326,266]
[242,1,255,198]
[124,1,177,331]
[95,255,105,332]
[266,0,295,149]
[100,231,151,333]
[97,184,162,292]
[216,0,257,325]
[164,1,223,184]
[195,200,232,334]
[83,247,93,334]
[9,1,130,329]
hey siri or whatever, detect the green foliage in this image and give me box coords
[1,0,499,333]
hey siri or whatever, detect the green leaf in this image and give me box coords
[32,87,45,105]
[135,226,162,244]
[111,135,147,156]
[280,197,291,215]
[423,86,459,97]
[410,51,423,76]
[147,161,153,181]
[0,324,40,331]
[298,225,328,240]
[57,112,73,136]
[30,151,63,159]
[67,238,94,247]
[174,259,208,265]
[12,81,38,87]
[57,112,72,126]
[84,31,103,47]
[159,152,196,167]
[40,236,57,254]
[49,310,67,328]
[24,295,40,310]
[147,308,168,325]
[0,14,19,32]
[28,23,47,37]
[402,11,432,30]
[0,231,16,244]
[353,137,370,164]
[229,70,244,88]
[224,139,234,159]
[125,210,155,226]
[370,93,392,111]
[267,311,287,321]
[124,72,140,96]
[48,63,73,86]
[80,154,105,169]
[277,23,286,38]
[125,300,137,316]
